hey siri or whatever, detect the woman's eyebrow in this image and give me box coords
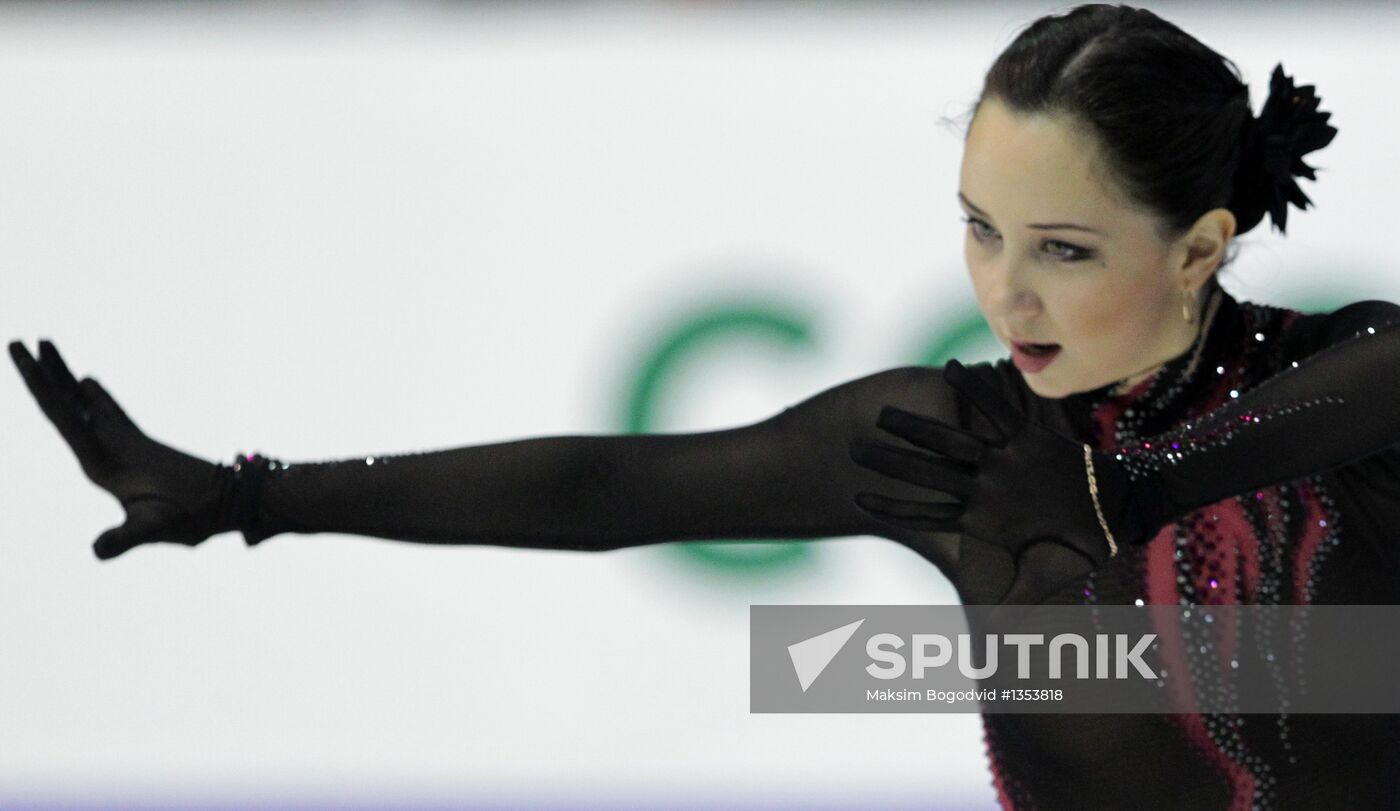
[957,191,1103,234]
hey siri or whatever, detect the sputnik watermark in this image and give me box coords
[752,604,1400,713]
[864,632,1157,681]
[785,622,1155,696]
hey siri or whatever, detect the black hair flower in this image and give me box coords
[1233,63,1338,235]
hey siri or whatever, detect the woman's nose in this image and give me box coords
[986,263,1042,319]
[1008,288,1041,314]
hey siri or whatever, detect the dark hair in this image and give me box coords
[967,3,1333,283]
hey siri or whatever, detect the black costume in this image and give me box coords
[11,287,1400,810]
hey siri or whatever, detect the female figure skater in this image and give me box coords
[11,5,1400,809]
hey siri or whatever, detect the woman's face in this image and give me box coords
[959,96,1202,400]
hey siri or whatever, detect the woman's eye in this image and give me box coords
[961,215,1093,263]
[1044,240,1092,262]
[961,215,997,242]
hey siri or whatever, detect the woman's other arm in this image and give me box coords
[1118,299,1400,533]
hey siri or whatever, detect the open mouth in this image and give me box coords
[1014,341,1061,357]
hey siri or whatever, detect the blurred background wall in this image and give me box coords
[3,2,1398,809]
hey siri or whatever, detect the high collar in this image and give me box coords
[1059,286,1244,444]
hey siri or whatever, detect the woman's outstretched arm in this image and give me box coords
[236,365,959,551]
[8,338,963,568]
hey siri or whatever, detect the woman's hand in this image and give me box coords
[9,339,235,560]
[847,359,1141,573]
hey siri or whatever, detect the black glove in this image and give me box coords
[9,339,240,561]
[847,358,1155,571]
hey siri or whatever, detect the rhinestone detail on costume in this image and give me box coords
[1110,395,1346,482]
[1076,297,1345,811]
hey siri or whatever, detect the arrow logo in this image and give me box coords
[788,618,865,692]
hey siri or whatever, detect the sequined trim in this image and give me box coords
[1067,294,1348,811]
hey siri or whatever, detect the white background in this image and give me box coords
[3,2,1398,809]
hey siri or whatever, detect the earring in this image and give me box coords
[1182,289,1195,324]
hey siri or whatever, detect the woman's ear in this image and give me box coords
[1176,207,1236,290]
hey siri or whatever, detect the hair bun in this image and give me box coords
[1231,63,1338,235]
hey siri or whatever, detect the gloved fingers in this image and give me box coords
[78,377,139,433]
[93,499,201,560]
[38,339,82,393]
[92,523,140,561]
[874,404,985,463]
[10,339,60,411]
[852,490,963,533]
[849,438,977,498]
[10,339,41,385]
[38,340,93,427]
[942,359,1023,447]
[9,340,104,461]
